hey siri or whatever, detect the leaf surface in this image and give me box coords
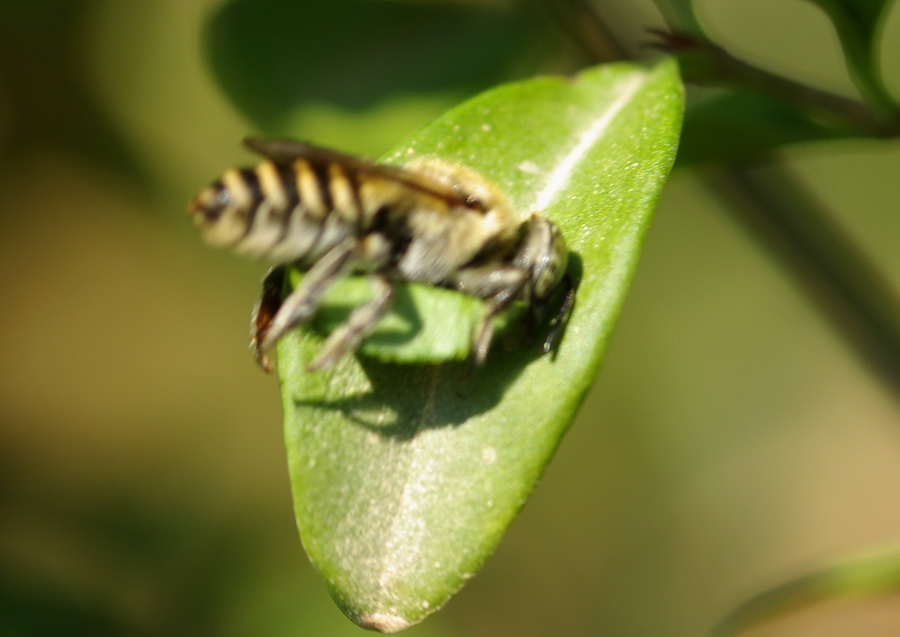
[278,60,683,631]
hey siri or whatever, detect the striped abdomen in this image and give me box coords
[189,158,416,264]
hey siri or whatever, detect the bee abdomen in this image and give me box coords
[193,158,368,263]
[273,159,362,264]
[231,162,295,258]
[188,166,262,247]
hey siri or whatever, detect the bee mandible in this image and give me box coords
[188,139,573,372]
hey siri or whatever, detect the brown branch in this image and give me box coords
[650,30,900,136]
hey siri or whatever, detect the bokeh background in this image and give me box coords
[1,0,899,635]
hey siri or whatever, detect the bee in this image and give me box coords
[189,138,573,372]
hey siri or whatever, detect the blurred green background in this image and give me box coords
[1,0,899,635]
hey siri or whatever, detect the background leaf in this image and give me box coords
[804,0,898,112]
[717,541,900,635]
[0,0,144,182]
[677,89,844,165]
[277,60,683,630]
[204,0,540,132]
[651,0,705,34]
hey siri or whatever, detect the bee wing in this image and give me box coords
[243,137,474,208]
[243,138,352,165]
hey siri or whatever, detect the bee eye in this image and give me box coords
[189,182,231,224]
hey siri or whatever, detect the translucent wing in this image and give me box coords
[243,138,479,210]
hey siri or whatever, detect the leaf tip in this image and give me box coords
[354,612,413,633]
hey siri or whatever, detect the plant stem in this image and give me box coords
[701,161,900,397]
[675,37,899,136]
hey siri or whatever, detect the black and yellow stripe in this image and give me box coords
[191,157,367,263]
[189,151,479,267]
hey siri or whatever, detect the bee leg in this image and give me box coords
[258,238,359,357]
[472,286,523,366]
[252,265,288,372]
[452,265,528,367]
[307,275,394,371]
[541,274,576,355]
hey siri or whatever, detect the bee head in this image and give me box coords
[522,215,568,301]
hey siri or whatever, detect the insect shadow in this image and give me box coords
[289,255,582,442]
[291,353,539,442]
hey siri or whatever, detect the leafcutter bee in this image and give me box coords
[189,138,573,372]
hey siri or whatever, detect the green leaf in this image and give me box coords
[278,60,683,631]
[678,89,844,165]
[297,273,527,365]
[651,0,705,34]
[204,0,538,132]
[717,541,900,635]
[804,0,898,113]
